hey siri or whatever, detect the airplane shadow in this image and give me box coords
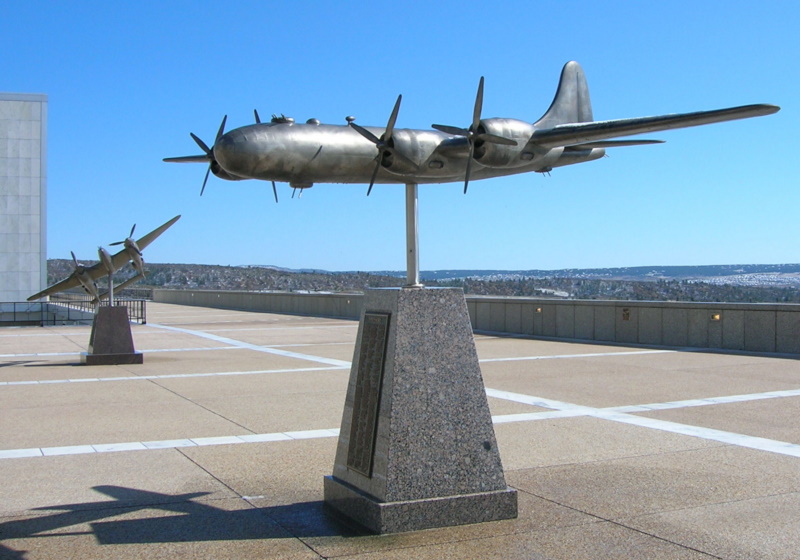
[0,361,37,368]
[0,485,363,558]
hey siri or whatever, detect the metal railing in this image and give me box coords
[105,298,147,324]
[0,301,90,326]
[1,296,147,326]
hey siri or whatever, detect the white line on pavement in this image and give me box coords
[147,323,351,367]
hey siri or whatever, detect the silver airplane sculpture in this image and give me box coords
[28,215,181,302]
[164,61,779,196]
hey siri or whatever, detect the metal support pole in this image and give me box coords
[108,275,114,307]
[405,183,422,288]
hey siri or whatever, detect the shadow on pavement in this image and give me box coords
[0,485,359,558]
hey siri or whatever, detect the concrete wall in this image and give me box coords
[0,93,47,302]
[465,297,800,355]
[153,289,800,355]
[153,289,363,320]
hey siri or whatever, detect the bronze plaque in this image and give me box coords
[347,312,390,477]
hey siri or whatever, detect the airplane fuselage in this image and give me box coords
[75,268,99,300]
[212,120,603,188]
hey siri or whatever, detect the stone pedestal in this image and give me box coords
[82,306,143,365]
[324,287,517,533]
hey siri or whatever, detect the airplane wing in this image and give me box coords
[27,276,82,301]
[136,215,181,251]
[27,261,110,301]
[108,215,181,271]
[530,104,779,149]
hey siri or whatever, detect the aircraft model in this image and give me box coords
[27,215,181,302]
[164,61,779,196]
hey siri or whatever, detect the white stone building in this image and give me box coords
[0,93,47,302]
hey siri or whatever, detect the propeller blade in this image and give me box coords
[129,224,136,238]
[432,124,469,136]
[464,141,475,194]
[472,76,484,130]
[200,165,211,196]
[109,241,123,246]
[480,133,518,146]
[215,115,227,142]
[349,122,381,145]
[271,181,278,203]
[163,155,209,163]
[71,251,79,267]
[366,157,381,196]
[384,94,402,142]
[190,133,212,156]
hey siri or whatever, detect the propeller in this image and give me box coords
[432,77,517,193]
[187,116,228,196]
[109,224,142,255]
[70,251,83,272]
[349,95,417,196]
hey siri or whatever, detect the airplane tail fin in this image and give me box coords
[534,61,593,128]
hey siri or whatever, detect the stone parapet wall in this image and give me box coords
[153,289,800,355]
[153,289,363,320]
[467,297,800,354]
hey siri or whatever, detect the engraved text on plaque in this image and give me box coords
[346,312,390,477]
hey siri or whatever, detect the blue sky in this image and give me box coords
[4,1,797,271]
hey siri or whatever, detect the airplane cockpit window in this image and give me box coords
[271,114,294,124]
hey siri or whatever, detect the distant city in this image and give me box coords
[47,261,800,303]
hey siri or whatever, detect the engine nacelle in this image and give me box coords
[380,129,443,177]
[473,118,536,168]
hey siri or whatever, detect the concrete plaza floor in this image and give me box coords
[1,302,799,559]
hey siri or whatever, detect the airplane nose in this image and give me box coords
[213,131,241,173]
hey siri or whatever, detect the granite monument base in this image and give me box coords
[82,306,143,365]
[324,287,517,533]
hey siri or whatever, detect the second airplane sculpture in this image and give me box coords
[28,215,181,303]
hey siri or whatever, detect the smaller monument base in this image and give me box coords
[82,306,143,365]
[81,352,143,365]
[324,475,517,534]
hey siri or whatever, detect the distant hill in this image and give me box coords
[46,261,800,303]
[375,264,800,281]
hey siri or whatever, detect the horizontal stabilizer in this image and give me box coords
[566,139,665,150]
[530,104,779,149]
[97,274,146,302]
